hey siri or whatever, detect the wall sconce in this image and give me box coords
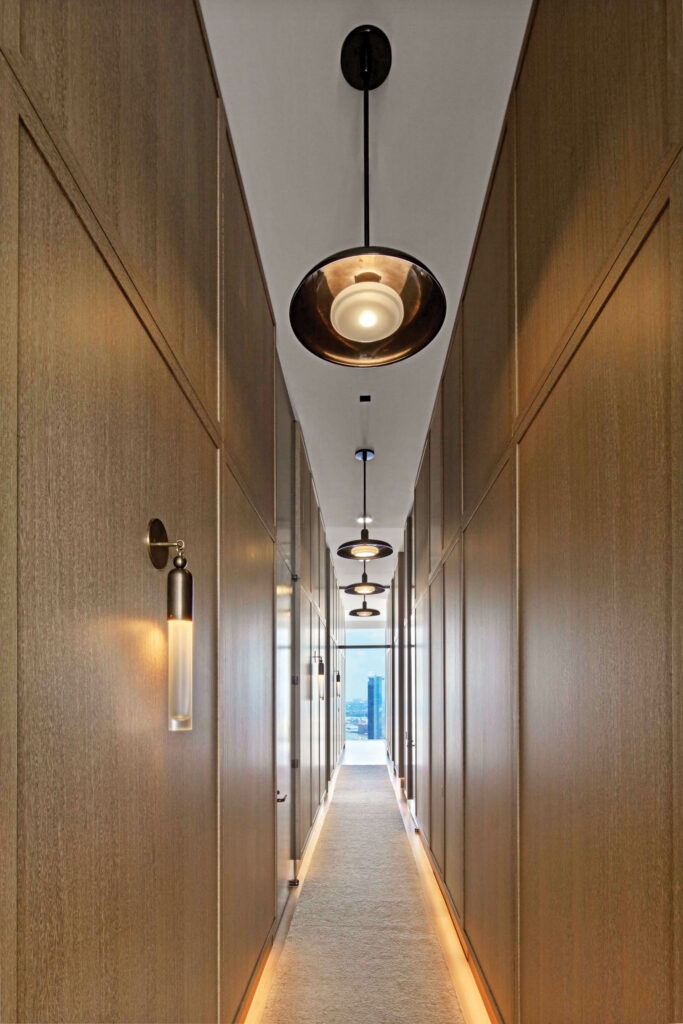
[315,653,325,700]
[147,519,193,731]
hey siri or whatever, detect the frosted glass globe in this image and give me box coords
[330,281,404,342]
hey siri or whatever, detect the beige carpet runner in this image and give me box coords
[261,765,465,1024]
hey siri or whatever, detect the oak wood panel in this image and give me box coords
[519,209,675,1024]
[318,508,326,619]
[220,465,275,1024]
[0,67,19,1024]
[297,593,312,849]
[396,553,406,782]
[443,540,464,920]
[16,0,219,416]
[310,485,319,611]
[442,319,463,553]
[318,620,327,801]
[311,614,320,810]
[414,443,430,600]
[429,389,444,574]
[275,552,293,917]
[16,127,218,1023]
[297,433,311,593]
[415,592,431,841]
[429,570,445,875]
[404,516,416,801]
[516,0,673,411]
[464,461,516,1024]
[275,358,294,571]
[463,126,514,515]
[221,124,275,531]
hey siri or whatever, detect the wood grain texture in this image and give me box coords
[396,553,406,782]
[0,64,19,1024]
[404,516,416,801]
[318,509,326,620]
[297,593,312,850]
[275,552,293,917]
[518,209,675,1024]
[429,570,445,875]
[429,390,443,575]
[275,358,294,571]
[16,126,218,1022]
[442,319,462,554]
[414,443,430,601]
[415,591,431,842]
[310,614,320,809]
[15,0,219,417]
[516,0,673,411]
[220,464,275,1024]
[296,431,311,594]
[443,540,464,920]
[221,123,275,532]
[310,486,320,613]
[464,461,516,1024]
[463,126,514,516]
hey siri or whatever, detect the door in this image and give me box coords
[275,554,294,915]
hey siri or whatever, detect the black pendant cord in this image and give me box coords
[362,40,370,246]
[362,451,368,522]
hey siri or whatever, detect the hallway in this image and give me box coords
[258,764,464,1024]
[1,2,680,1022]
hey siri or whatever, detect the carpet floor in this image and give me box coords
[260,765,465,1024]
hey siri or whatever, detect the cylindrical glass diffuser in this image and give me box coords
[167,553,193,731]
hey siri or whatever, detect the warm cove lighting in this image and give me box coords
[330,279,404,343]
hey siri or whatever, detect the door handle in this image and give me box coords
[277,790,287,803]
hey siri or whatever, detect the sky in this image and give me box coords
[344,628,387,702]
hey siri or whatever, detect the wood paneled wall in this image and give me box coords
[291,418,342,860]
[405,2,682,1021]
[220,468,275,1023]
[0,2,339,1021]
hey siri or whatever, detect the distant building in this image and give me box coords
[367,676,384,739]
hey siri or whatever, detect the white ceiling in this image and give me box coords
[200,0,531,620]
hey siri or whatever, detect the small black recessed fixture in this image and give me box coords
[344,560,386,597]
[289,25,446,367]
[359,395,371,402]
[349,598,380,618]
[337,448,393,561]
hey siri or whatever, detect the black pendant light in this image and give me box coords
[344,560,386,597]
[349,598,380,618]
[289,25,446,367]
[337,448,393,561]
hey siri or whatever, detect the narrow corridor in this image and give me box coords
[253,757,469,1024]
